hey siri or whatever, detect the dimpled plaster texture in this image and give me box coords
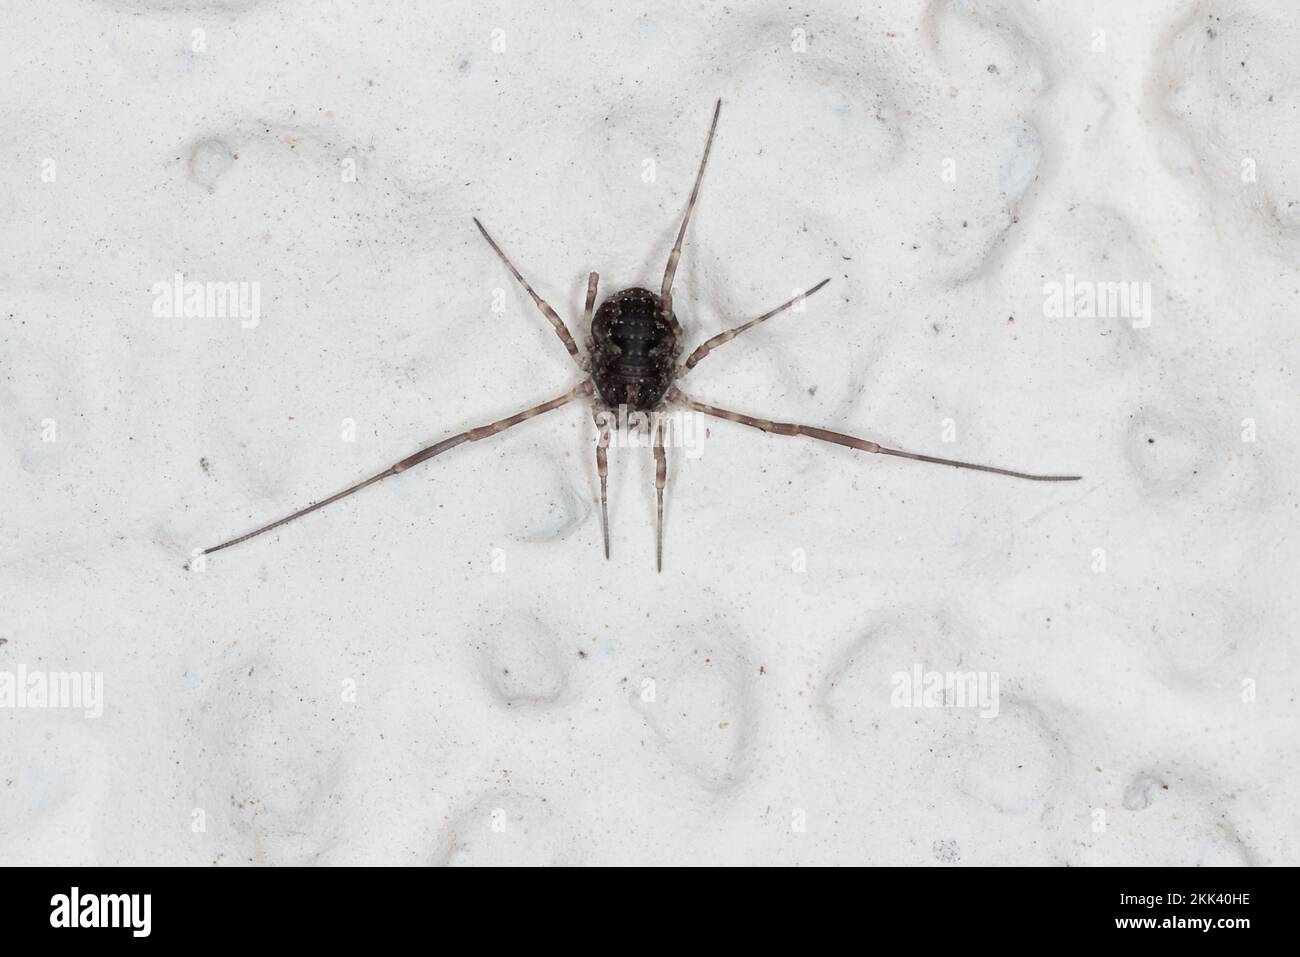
[0,0,1297,866]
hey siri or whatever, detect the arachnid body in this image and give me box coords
[590,287,678,411]
[205,101,1079,569]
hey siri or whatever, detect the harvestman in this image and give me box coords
[205,101,1080,569]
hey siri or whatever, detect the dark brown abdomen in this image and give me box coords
[589,287,679,410]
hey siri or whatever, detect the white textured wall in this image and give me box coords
[1,0,1296,865]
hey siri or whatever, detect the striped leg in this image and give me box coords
[671,389,1080,482]
[683,278,831,370]
[205,382,592,555]
[661,99,722,338]
[584,272,599,331]
[594,411,611,559]
[473,217,587,369]
[653,415,667,572]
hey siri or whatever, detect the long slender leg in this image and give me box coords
[594,411,611,559]
[671,389,1080,482]
[205,382,593,555]
[660,99,722,336]
[584,272,599,332]
[473,217,587,369]
[653,415,667,572]
[683,278,832,371]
